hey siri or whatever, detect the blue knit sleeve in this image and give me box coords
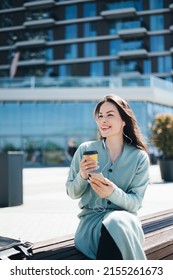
[107,152,150,213]
[66,144,88,199]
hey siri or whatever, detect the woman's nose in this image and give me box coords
[101,116,107,122]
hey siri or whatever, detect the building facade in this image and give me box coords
[1,1,173,166]
[0,0,173,80]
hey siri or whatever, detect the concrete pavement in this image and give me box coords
[0,165,173,243]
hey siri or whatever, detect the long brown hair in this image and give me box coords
[94,94,148,153]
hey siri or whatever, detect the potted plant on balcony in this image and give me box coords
[151,113,173,181]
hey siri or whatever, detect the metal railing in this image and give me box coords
[0,76,173,91]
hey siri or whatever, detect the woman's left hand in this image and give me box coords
[89,176,115,198]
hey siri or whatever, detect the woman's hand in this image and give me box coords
[80,157,98,180]
[89,176,115,198]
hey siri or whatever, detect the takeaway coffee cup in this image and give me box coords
[83,150,98,170]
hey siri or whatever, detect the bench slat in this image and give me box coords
[142,216,173,233]
[32,248,86,260]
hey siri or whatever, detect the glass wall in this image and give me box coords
[109,19,142,35]
[149,0,163,9]
[122,39,143,51]
[83,22,97,37]
[65,5,77,19]
[84,42,97,57]
[109,39,121,55]
[110,60,138,74]
[65,24,77,39]
[143,59,151,74]
[90,62,103,76]
[83,2,96,17]
[59,65,71,76]
[157,56,172,73]
[0,101,97,166]
[1,100,173,166]
[106,0,143,11]
[150,35,164,51]
[65,44,78,59]
[150,15,164,30]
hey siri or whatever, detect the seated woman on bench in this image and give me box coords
[66,94,150,260]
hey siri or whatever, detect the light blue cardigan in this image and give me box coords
[66,140,150,260]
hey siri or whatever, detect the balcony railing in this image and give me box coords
[15,39,46,48]
[0,76,173,91]
[24,0,56,10]
[23,18,55,28]
[100,8,137,19]
[118,49,148,58]
[118,27,147,38]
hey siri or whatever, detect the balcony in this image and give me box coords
[24,0,56,10]
[118,71,141,77]
[118,49,148,58]
[100,8,137,19]
[23,18,55,28]
[18,59,46,67]
[118,27,147,38]
[15,39,46,49]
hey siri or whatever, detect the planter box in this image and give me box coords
[159,159,173,182]
[0,152,24,207]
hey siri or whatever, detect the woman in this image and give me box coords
[66,94,150,260]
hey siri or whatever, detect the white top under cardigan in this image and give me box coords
[66,140,150,260]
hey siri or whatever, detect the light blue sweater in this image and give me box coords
[66,140,150,259]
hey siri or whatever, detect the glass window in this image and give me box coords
[150,35,164,51]
[109,19,141,35]
[83,2,96,17]
[45,48,53,61]
[65,44,77,59]
[106,0,143,11]
[150,0,163,9]
[90,62,103,76]
[109,20,123,35]
[59,64,80,76]
[110,60,139,74]
[65,24,77,39]
[83,22,97,37]
[122,39,142,51]
[110,60,119,75]
[158,56,172,73]
[150,15,164,30]
[65,5,77,20]
[59,64,71,76]
[143,59,151,74]
[47,29,53,41]
[84,42,97,57]
[109,39,121,55]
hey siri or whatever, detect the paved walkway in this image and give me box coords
[0,165,173,243]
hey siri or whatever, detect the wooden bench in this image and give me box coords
[142,208,173,260]
[30,208,173,260]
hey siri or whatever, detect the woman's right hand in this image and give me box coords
[80,157,98,180]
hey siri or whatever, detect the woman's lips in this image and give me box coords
[101,126,111,131]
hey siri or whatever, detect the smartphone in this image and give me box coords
[88,172,105,183]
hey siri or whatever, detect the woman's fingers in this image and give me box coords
[89,177,114,198]
[80,159,98,179]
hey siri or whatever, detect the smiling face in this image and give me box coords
[96,101,125,139]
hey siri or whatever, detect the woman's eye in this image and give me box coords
[98,115,103,118]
